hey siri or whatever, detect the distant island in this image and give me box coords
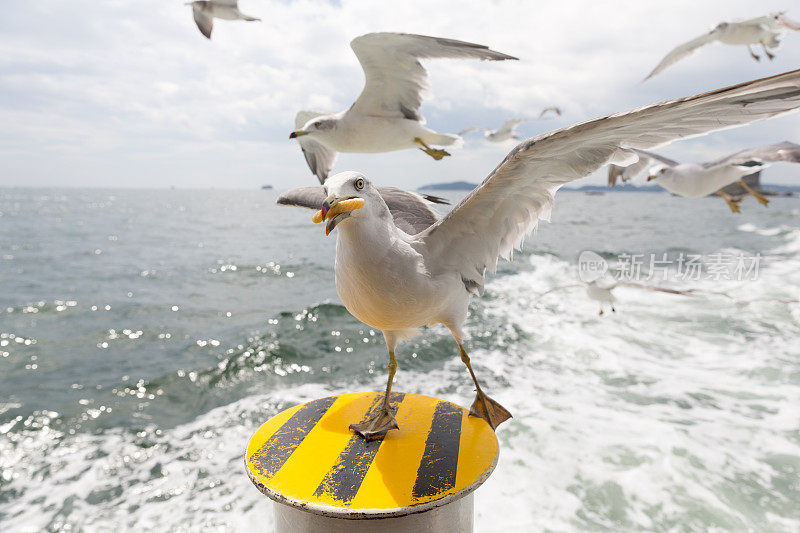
[419,181,798,194]
[566,183,664,193]
[261,185,274,190]
[418,181,664,193]
[418,181,477,191]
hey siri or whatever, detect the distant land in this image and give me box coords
[763,184,800,193]
[418,181,477,191]
[418,181,799,193]
[418,181,664,192]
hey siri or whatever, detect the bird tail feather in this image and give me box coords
[428,133,462,147]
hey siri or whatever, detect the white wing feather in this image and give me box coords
[645,30,719,80]
[416,70,800,292]
[495,118,525,135]
[458,126,488,136]
[349,33,516,121]
[776,13,800,31]
[608,148,679,185]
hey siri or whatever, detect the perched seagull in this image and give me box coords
[187,0,260,39]
[608,142,800,212]
[645,12,800,80]
[538,280,693,316]
[279,69,800,440]
[459,107,562,143]
[290,33,517,183]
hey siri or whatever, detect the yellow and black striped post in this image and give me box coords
[245,391,499,532]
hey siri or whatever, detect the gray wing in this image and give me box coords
[192,4,213,39]
[607,148,679,186]
[349,33,517,121]
[616,282,694,296]
[704,141,800,169]
[277,186,449,234]
[458,126,488,136]
[644,29,719,80]
[538,106,562,118]
[536,284,583,298]
[276,186,327,210]
[377,187,448,234]
[295,110,338,183]
[416,69,800,294]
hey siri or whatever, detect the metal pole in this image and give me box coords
[274,495,473,533]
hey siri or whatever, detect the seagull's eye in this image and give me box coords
[354,178,365,190]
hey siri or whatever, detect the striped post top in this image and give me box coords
[245,391,499,519]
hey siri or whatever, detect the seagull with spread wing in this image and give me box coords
[608,142,800,212]
[279,69,800,440]
[645,12,800,80]
[459,107,562,143]
[289,33,517,183]
[186,0,259,39]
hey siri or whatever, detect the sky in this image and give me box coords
[1,0,799,190]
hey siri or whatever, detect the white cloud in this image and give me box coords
[1,0,799,188]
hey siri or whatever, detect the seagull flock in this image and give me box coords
[187,7,800,438]
[608,142,800,211]
[458,108,562,143]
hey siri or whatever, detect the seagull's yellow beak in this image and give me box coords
[289,130,309,139]
[312,195,365,235]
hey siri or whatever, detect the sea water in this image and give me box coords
[1,188,798,531]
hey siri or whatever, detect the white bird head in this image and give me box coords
[712,21,730,33]
[772,12,800,30]
[646,165,670,183]
[316,172,387,236]
[289,114,340,142]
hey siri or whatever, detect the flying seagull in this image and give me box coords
[645,12,800,80]
[279,69,800,440]
[187,0,260,39]
[538,280,693,316]
[608,142,800,212]
[459,107,562,143]
[290,33,517,183]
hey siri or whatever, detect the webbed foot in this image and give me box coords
[349,407,399,440]
[414,137,451,161]
[425,148,451,161]
[469,390,512,430]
